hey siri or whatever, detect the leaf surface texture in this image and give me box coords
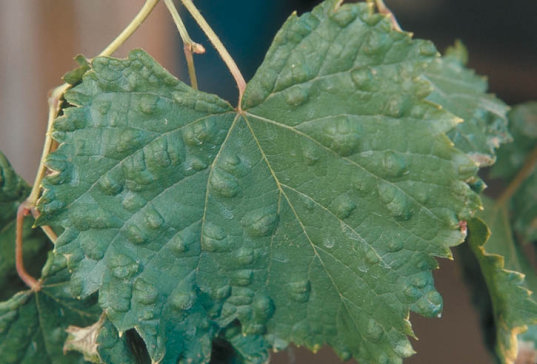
[424,42,510,167]
[38,1,481,362]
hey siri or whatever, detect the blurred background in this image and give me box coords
[0,0,535,363]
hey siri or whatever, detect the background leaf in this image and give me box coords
[465,199,537,363]
[424,41,511,167]
[38,1,481,363]
[0,151,30,221]
[0,151,100,363]
[458,103,537,363]
[462,199,537,363]
[0,253,101,364]
[491,102,537,244]
[0,151,50,300]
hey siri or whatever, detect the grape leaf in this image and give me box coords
[0,253,101,364]
[63,55,91,86]
[424,41,511,167]
[492,103,537,244]
[38,1,480,363]
[466,199,537,363]
[515,259,537,363]
[0,151,50,300]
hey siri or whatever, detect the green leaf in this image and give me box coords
[466,198,537,363]
[0,151,30,223]
[97,320,152,364]
[0,253,101,364]
[0,151,51,300]
[492,103,537,243]
[38,1,480,363]
[515,259,537,361]
[492,103,537,179]
[63,55,91,86]
[424,41,511,167]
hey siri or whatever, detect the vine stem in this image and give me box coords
[16,202,41,291]
[27,84,69,207]
[18,0,160,290]
[179,0,246,106]
[98,0,161,57]
[164,0,205,90]
[496,145,537,207]
[28,0,161,207]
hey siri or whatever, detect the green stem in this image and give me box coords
[98,0,160,57]
[184,50,199,89]
[179,0,246,106]
[164,0,205,89]
[496,145,537,207]
[16,202,41,291]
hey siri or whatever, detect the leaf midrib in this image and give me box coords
[241,112,392,355]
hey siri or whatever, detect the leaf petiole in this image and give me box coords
[496,145,537,207]
[164,0,205,90]
[179,0,246,106]
[16,202,41,291]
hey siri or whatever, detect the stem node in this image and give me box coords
[187,42,206,54]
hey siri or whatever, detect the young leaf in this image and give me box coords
[492,103,537,244]
[466,199,537,363]
[0,254,101,364]
[424,41,511,167]
[63,55,91,86]
[38,1,480,362]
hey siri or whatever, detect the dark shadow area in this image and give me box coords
[125,328,152,364]
[211,338,241,364]
[177,0,536,105]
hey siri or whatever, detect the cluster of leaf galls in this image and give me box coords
[1,0,536,364]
